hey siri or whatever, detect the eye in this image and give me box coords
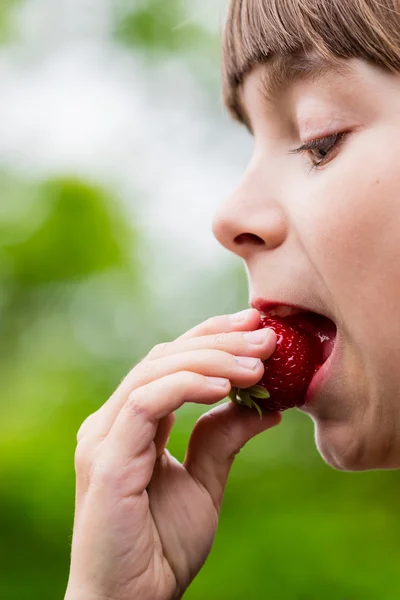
[288,132,347,171]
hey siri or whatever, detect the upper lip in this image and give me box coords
[250,297,335,321]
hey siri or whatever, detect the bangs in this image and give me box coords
[222,0,400,124]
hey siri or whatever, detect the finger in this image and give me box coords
[183,402,282,511]
[177,308,260,341]
[146,328,276,362]
[92,373,232,497]
[154,413,176,459]
[85,349,266,439]
[77,309,262,443]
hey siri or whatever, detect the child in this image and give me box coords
[65,1,400,598]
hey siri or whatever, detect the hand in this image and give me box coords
[65,308,280,600]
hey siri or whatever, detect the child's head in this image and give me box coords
[213,0,400,471]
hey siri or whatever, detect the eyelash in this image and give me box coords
[288,132,347,172]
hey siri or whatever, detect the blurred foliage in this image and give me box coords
[0,174,156,599]
[115,0,207,54]
[2,175,400,600]
[2,178,132,285]
[0,0,19,43]
[1,1,400,599]
[113,0,220,89]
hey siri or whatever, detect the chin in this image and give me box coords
[313,418,400,472]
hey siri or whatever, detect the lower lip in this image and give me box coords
[303,334,339,406]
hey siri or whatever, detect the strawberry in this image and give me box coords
[229,313,333,415]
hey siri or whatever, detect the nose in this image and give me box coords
[212,166,288,260]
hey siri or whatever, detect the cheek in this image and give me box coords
[306,126,400,376]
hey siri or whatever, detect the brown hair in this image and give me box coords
[222,0,400,127]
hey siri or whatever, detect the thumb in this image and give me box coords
[183,401,281,511]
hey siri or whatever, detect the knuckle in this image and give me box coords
[74,438,93,474]
[125,388,148,418]
[204,315,217,327]
[211,332,227,349]
[129,357,146,373]
[198,410,232,439]
[176,370,199,389]
[194,412,239,463]
[195,410,217,430]
[76,425,86,444]
[202,315,221,332]
[90,457,146,497]
[147,341,170,360]
[89,458,118,489]
[76,412,97,443]
[135,359,154,382]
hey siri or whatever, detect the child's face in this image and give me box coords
[213,56,400,471]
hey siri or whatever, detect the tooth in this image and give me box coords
[262,306,303,318]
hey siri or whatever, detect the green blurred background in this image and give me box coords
[1,1,399,599]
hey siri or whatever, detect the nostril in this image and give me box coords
[235,233,265,246]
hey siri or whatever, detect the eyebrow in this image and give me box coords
[237,53,354,132]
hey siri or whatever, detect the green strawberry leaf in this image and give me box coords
[229,387,264,419]
[228,389,238,403]
[247,385,270,400]
[241,390,250,405]
[249,398,263,419]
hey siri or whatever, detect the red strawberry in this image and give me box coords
[229,313,335,415]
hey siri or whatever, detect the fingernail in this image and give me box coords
[235,356,261,370]
[231,309,254,324]
[206,376,230,387]
[243,329,270,345]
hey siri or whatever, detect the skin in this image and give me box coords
[213,57,400,471]
[65,309,280,600]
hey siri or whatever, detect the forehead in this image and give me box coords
[236,53,356,131]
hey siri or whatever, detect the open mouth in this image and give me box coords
[230,301,338,413]
[259,305,337,372]
[272,309,337,370]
